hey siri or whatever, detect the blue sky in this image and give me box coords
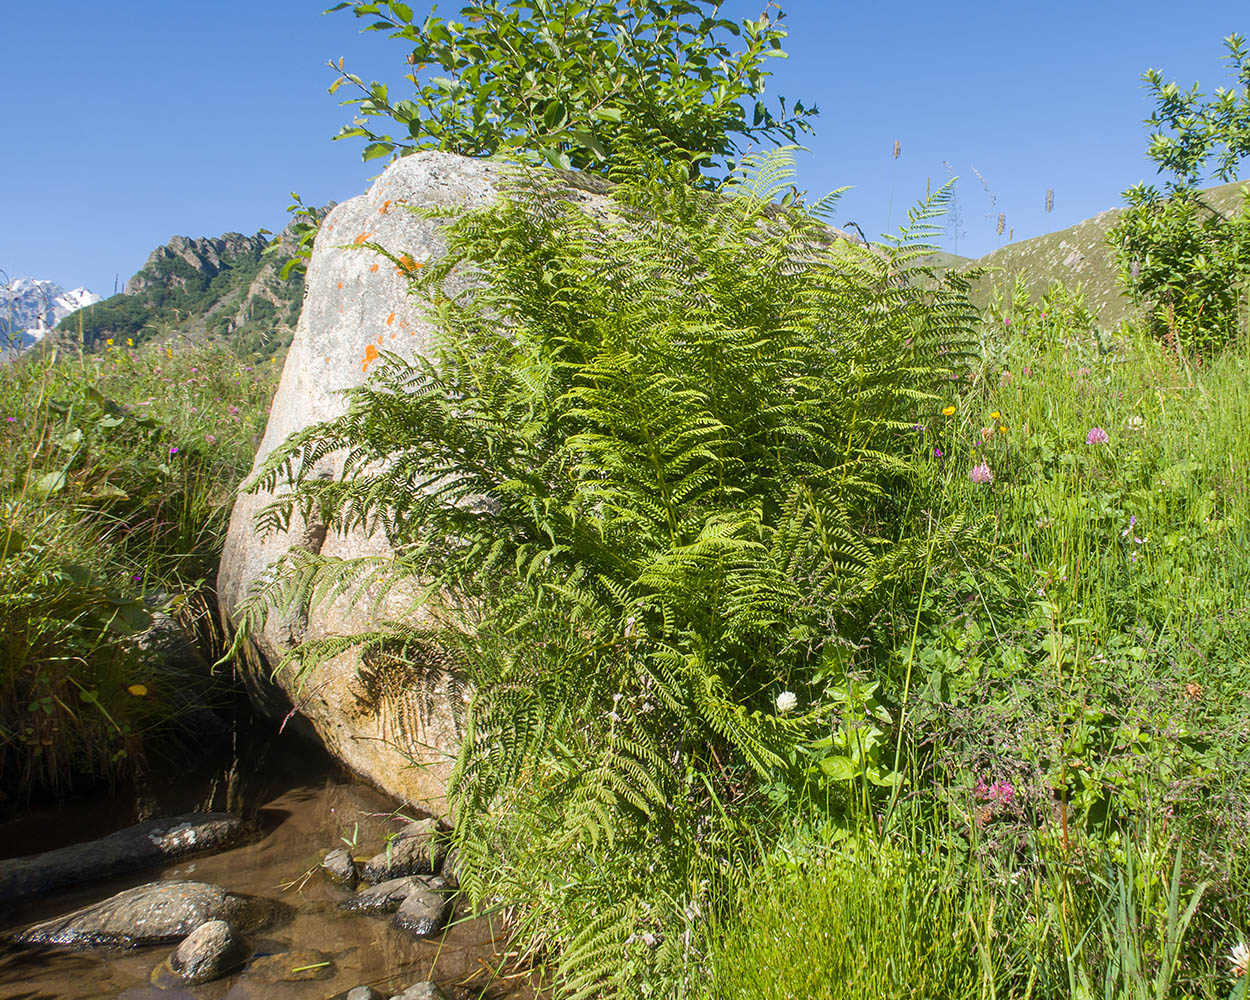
[1,1,1246,296]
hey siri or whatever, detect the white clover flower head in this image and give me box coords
[775,690,798,714]
[1229,941,1249,978]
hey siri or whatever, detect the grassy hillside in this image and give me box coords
[963,179,1250,326]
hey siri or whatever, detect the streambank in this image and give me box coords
[0,715,535,1000]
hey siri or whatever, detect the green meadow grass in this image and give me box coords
[0,340,278,797]
[704,293,1250,1000]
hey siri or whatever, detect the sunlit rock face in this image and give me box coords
[217,151,613,813]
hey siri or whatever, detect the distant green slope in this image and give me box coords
[54,207,332,359]
[962,180,1250,326]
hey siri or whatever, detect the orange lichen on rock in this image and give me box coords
[352,231,372,245]
[380,200,392,215]
[369,262,379,272]
[395,254,423,277]
[361,343,380,372]
[386,312,396,326]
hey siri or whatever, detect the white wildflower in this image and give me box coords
[775,691,797,714]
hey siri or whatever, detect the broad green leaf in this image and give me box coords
[817,755,859,781]
[33,470,67,496]
[543,99,568,129]
[0,528,26,559]
[568,130,607,159]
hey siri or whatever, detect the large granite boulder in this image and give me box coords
[217,152,613,813]
[217,151,861,813]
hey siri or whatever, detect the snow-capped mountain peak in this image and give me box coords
[1,277,102,351]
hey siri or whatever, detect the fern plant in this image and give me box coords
[236,146,977,998]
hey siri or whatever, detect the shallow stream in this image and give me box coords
[0,725,535,1000]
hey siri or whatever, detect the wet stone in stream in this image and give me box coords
[331,987,385,1000]
[341,875,447,915]
[12,880,282,949]
[0,812,259,904]
[392,887,453,940]
[392,983,451,1000]
[150,918,248,987]
[322,847,359,888]
[361,819,447,882]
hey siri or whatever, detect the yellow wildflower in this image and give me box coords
[106,338,114,347]
[990,411,1001,420]
[127,684,148,697]
[942,405,956,416]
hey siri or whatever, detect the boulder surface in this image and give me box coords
[12,880,279,949]
[0,812,257,904]
[150,918,248,986]
[391,885,452,939]
[217,151,612,811]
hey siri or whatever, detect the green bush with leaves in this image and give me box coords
[236,149,975,996]
[1110,33,1250,358]
[326,0,815,177]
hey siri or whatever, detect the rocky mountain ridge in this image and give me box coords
[124,233,270,297]
[53,207,333,359]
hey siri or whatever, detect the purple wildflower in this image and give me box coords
[205,434,218,445]
[989,780,1015,806]
[969,463,993,484]
[1086,427,1109,445]
[168,445,179,456]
